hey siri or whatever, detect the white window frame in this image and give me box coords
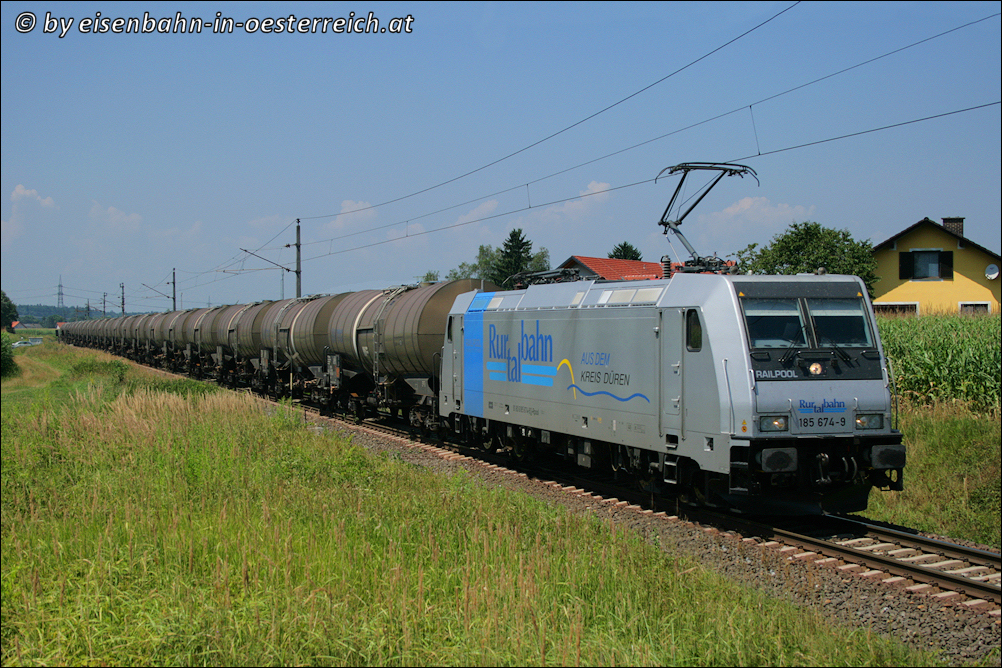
[959,301,992,314]
[872,302,920,316]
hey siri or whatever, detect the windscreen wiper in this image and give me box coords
[821,337,853,364]
[778,340,800,365]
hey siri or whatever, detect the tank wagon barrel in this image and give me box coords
[60,279,496,420]
[201,304,244,352]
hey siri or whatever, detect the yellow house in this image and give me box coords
[872,217,1001,315]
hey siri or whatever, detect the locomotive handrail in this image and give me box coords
[886,358,900,431]
[722,357,735,436]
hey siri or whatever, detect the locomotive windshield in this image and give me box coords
[806,298,874,347]
[743,299,807,348]
[741,296,874,349]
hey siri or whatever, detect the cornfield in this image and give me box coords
[876,312,1001,413]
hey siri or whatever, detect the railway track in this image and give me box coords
[718,513,1002,610]
[827,516,1000,604]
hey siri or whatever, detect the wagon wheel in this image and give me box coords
[510,434,534,462]
[481,430,502,452]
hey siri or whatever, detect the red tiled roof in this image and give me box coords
[559,256,663,281]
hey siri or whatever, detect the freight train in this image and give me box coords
[58,164,905,514]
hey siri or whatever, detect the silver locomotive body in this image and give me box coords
[440,272,904,514]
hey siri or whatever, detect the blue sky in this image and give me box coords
[3,1,1000,313]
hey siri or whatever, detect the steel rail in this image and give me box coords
[769,526,1001,604]
[835,515,1001,570]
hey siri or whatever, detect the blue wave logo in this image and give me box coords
[566,384,650,403]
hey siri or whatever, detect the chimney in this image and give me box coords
[942,217,964,237]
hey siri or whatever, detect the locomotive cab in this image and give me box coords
[728,277,905,514]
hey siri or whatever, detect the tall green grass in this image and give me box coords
[867,401,1001,548]
[1,347,931,666]
[853,313,1002,546]
[877,312,1001,414]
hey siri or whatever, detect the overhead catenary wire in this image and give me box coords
[101,97,1001,306]
[173,9,997,285]
[299,100,1000,264]
[297,1,802,223]
[288,11,1000,255]
[291,7,996,243]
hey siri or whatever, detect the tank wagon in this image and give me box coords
[61,279,493,425]
[59,163,905,513]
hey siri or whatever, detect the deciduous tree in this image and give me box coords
[1,290,18,331]
[417,270,440,283]
[444,245,501,281]
[732,221,877,295]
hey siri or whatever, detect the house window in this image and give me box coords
[899,251,953,280]
[960,303,990,314]
[873,303,918,316]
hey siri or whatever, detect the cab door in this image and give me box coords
[681,307,719,444]
[440,315,462,414]
[660,309,683,438]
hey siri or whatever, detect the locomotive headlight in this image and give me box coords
[759,415,788,432]
[855,414,884,430]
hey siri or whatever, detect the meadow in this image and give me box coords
[0,338,937,666]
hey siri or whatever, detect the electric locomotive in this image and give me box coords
[439,270,904,514]
[438,163,903,513]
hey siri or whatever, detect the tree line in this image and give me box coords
[419,230,649,287]
[419,222,874,293]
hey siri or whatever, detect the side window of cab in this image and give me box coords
[686,309,702,352]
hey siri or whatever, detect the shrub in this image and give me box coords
[68,358,129,383]
[0,331,19,379]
